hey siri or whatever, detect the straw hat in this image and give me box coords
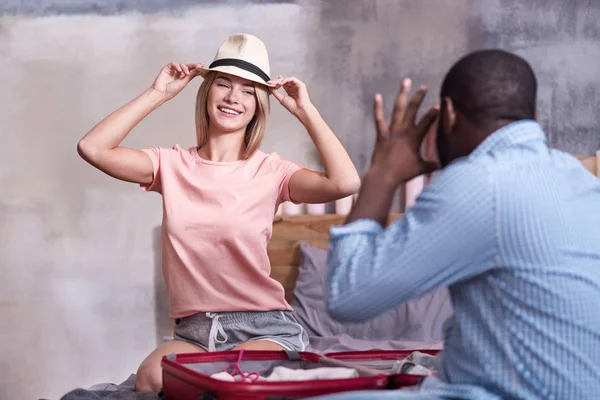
[198,33,274,87]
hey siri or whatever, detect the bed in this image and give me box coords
[268,214,449,354]
[268,213,396,304]
[59,150,599,398]
[58,214,449,399]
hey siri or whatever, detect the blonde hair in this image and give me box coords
[195,71,270,159]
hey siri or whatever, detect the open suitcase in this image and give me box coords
[325,349,441,389]
[161,350,389,400]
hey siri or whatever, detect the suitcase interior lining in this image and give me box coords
[183,359,375,378]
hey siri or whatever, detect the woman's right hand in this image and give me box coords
[151,62,204,100]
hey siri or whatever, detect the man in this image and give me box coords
[321,50,600,399]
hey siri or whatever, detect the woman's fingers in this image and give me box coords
[180,63,190,76]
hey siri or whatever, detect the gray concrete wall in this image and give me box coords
[1,1,598,398]
[482,0,600,154]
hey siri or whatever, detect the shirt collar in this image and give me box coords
[469,120,547,159]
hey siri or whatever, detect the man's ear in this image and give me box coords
[534,109,539,121]
[442,97,457,135]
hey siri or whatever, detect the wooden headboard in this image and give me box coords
[267,214,401,303]
[577,151,600,177]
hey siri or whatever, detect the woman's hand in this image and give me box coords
[151,62,204,101]
[269,76,313,118]
[270,75,360,205]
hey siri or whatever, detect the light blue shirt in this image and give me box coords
[326,121,600,399]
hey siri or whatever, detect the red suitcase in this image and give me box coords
[161,350,389,400]
[325,349,440,389]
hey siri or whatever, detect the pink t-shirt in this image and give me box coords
[141,145,303,318]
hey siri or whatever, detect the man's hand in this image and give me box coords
[345,79,439,226]
[369,78,440,187]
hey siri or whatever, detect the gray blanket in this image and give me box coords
[57,375,159,400]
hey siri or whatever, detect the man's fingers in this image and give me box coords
[404,85,429,127]
[390,78,411,132]
[420,109,440,163]
[415,106,440,141]
[373,93,389,140]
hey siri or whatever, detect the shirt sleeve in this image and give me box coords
[140,147,162,194]
[326,161,498,322]
[270,153,305,204]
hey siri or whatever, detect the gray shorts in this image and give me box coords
[173,310,309,352]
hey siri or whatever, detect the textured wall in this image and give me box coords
[481,0,600,154]
[0,3,315,399]
[1,1,599,399]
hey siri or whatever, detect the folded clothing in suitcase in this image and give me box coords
[325,349,441,389]
[161,350,389,400]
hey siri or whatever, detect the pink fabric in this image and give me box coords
[141,145,303,318]
[405,175,426,209]
[221,349,261,382]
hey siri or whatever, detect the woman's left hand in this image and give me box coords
[268,76,313,118]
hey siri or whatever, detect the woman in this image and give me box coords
[77,33,360,392]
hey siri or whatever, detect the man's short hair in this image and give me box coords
[441,49,537,128]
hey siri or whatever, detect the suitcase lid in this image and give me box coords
[323,349,441,387]
[324,349,440,360]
